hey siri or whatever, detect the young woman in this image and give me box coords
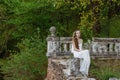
[71,30,90,77]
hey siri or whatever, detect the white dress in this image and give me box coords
[71,42,90,76]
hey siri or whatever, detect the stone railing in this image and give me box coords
[46,26,120,58]
[46,26,94,80]
[45,26,120,80]
[46,26,73,58]
[91,38,120,58]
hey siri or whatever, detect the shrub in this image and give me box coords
[1,35,47,80]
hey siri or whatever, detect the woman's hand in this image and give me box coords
[74,49,80,52]
[77,49,80,52]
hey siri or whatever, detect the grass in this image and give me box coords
[89,58,120,80]
[1,57,120,80]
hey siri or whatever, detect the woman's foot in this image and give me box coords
[82,74,87,78]
[80,71,88,78]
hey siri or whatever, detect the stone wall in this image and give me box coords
[45,58,66,80]
[45,57,96,80]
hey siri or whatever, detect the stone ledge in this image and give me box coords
[46,58,96,80]
[109,78,120,80]
[67,77,96,80]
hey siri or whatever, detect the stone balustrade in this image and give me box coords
[91,38,120,58]
[45,26,120,80]
[46,26,120,58]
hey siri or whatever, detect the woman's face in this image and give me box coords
[76,31,80,38]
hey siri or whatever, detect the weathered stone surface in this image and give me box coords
[45,58,96,80]
[66,77,96,80]
[47,27,120,58]
[80,78,96,80]
[109,78,120,80]
[67,58,81,76]
[46,58,66,80]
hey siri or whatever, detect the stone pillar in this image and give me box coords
[46,26,59,57]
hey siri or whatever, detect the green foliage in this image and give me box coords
[1,0,120,56]
[100,16,120,37]
[90,59,120,80]
[0,0,55,56]
[92,68,120,80]
[1,33,47,80]
[91,67,120,80]
[3,0,54,39]
[0,0,120,79]
[109,16,120,37]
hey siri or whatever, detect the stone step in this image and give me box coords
[80,78,96,80]
[109,78,120,80]
[67,77,96,80]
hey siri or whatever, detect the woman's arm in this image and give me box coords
[72,39,80,52]
[81,39,83,46]
[80,39,83,50]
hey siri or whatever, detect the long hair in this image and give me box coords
[72,30,80,49]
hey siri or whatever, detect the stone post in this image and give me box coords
[46,26,59,57]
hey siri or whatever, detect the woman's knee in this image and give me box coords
[84,50,89,53]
